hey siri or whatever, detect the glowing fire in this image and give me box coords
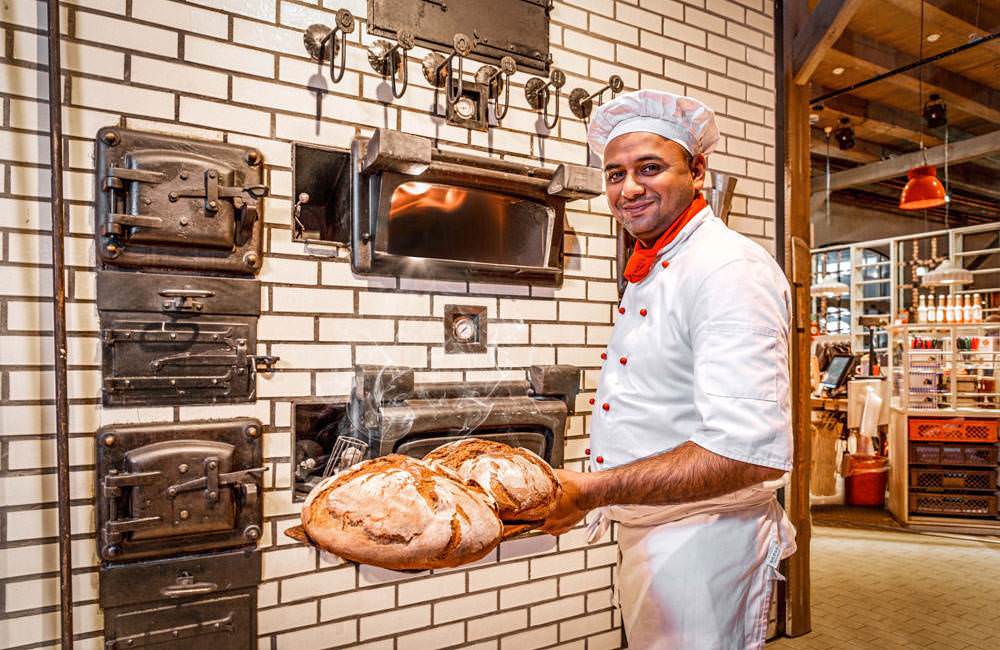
[390,182,468,218]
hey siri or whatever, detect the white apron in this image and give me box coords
[587,205,796,648]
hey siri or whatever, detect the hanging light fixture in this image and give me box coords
[899,0,949,212]
[810,273,850,297]
[921,258,973,287]
[899,165,948,210]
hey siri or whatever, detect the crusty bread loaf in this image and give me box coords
[300,454,503,570]
[423,439,562,521]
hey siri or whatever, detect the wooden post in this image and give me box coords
[782,0,814,638]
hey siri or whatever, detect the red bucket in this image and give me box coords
[844,454,889,507]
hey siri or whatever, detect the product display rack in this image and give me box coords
[887,324,1000,534]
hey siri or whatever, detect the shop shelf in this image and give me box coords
[908,417,999,443]
[908,492,998,518]
[909,467,997,492]
[909,442,999,467]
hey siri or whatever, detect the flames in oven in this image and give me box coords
[386,181,554,266]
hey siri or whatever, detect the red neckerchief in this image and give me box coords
[623,194,707,284]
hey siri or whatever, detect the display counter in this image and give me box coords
[887,325,1000,534]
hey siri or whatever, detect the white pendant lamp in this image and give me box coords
[810,274,850,298]
[921,258,973,287]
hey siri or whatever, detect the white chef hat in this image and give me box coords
[587,89,720,159]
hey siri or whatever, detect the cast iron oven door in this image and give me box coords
[101,549,259,650]
[292,365,580,497]
[94,127,267,275]
[96,419,265,563]
[98,270,275,407]
[352,129,602,286]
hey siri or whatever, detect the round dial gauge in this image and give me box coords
[452,316,477,342]
[454,96,477,119]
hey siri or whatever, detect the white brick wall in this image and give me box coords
[0,0,776,647]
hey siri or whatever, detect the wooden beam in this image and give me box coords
[883,0,1000,61]
[782,0,812,638]
[792,0,865,85]
[831,31,1000,124]
[811,129,1000,193]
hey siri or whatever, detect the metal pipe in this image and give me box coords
[46,1,74,647]
[809,31,999,104]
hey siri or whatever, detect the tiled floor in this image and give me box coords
[771,520,1000,649]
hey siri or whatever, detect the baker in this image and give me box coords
[540,90,797,649]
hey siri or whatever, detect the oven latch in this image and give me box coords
[166,457,267,509]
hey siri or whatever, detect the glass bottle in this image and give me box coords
[963,295,972,323]
[946,294,955,323]
[973,293,983,323]
[917,295,927,323]
[936,295,945,323]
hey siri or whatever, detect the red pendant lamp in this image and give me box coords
[899,165,947,210]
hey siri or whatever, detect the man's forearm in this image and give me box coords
[578,442,784,510]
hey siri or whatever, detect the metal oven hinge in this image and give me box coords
[102,469,164,551]
[106,612,235,649]
[166,457,267,507]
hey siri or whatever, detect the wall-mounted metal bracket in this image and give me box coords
[568,74,624,120]
[524,67,566,130]
[475,55,517,123]
[422,32,476,107]
[368,30,415,99]
[303,9,356,84]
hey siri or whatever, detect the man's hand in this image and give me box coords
[540,468,596,536]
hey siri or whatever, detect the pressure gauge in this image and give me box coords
[452,315,478,342]
[454,96,477,120]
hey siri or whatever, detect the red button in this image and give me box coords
[640,308,648,317]
[618,307,626,314]
[588,397,595,405]
[596,456,604,464]
[619,356,627,365]
[601,402,610,411]
[661,260,670,268]
[585,448,591,456]
[600,352,607,360]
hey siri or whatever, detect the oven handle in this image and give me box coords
[159,579,219,599]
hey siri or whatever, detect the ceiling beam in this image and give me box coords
[830,31,1000,124]
[882,0,1000,60]
[811,129,1000,193]
[792,0,865,85]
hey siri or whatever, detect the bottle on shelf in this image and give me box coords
[946,294,955,323]
[917,295,927,323]
[935,294,945,323]
[927,293,937,323]
[963,294,972,323]
[973,293,983,323]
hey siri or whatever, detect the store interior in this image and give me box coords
[794,1,1000,645]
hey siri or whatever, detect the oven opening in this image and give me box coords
[386,181,554,266]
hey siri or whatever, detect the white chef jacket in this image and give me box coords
[588,203,796,649]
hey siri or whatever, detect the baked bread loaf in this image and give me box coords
[300,454,503,570]
[423,439,562,521]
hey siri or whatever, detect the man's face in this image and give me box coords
[603,132,706,246]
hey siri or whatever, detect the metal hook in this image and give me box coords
[568,74,624,120]
[524,68,566,130]
[368,30,415,99]
[303,9,356,85]
[475,56,517,122]
[422,33,475,107]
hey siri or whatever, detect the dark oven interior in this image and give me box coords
[291,364,580,499]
